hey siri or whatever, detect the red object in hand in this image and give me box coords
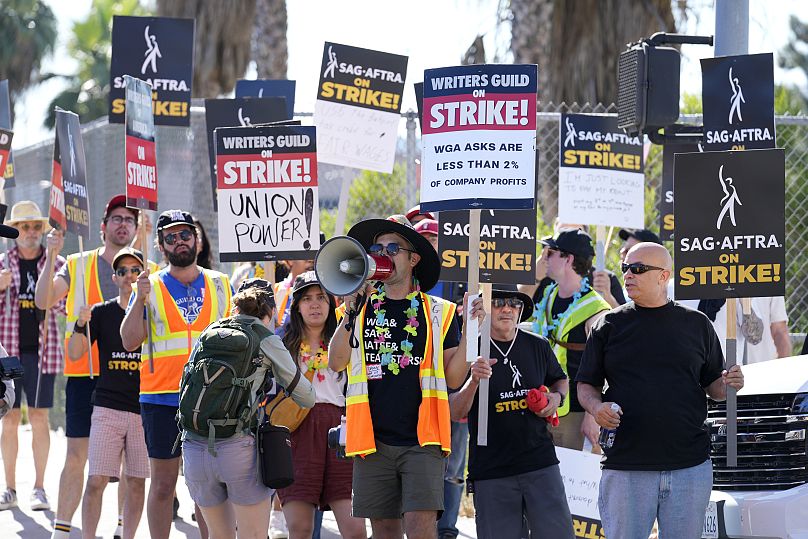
[527,386,560,427]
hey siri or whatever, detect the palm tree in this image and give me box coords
[508,0,677,106]
[0,0,57,100]
[251,0,288,79]
[157,0,257,97]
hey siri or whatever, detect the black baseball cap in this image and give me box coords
[236,278,276,308]
[539,229,595,258]
[112,247,145,270]
[618,228,662,245]
[157,209,196,231]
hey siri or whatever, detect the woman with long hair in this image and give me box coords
[277,271,367,539]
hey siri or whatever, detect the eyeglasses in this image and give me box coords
[621,262,666,275]
[115,267,143,277]
[19,223,44,232]
[108,215,137,226]
[492,298,523,309]
[368,242,416,257]
[163,229,195,245]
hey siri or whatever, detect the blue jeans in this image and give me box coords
[437,421,469,538]
[599,459,713,539]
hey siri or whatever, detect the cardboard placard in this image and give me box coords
[109,15,195,126]
[674,149,785,300]
[0,128,12,182]
[235,79,296,120]
[55,110,90,239]
[420,64,538,212]
[314,42,408,173]
[48,137,66,231]
[0,81,14,187]
[701,53,775,151]
[556,447,605,539]
[124,76,158,210]
[214,124,319,261]
[659,140,701,242]
[558,113,644,228]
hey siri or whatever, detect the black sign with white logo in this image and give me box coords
[0,80,14,187]
[659,140,701,242]
[701,53,775,151]
[55,109,91,240]
[109,15,195,126]
[204,97,289,208]
[674,149,785,300]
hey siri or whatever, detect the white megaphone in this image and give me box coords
[315,236,394,296]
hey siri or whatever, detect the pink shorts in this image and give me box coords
[88,406,150,479]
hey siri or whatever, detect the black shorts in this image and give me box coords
[141,402,181,460]
[65,376,97,438]
[12,352,56,409]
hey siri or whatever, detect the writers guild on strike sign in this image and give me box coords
[674,149,785,300]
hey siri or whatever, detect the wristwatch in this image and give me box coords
[74,323,87,335]
[554,391,566,406]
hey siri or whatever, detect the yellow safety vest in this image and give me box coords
[345,293,455,457]
[64,249,104,377]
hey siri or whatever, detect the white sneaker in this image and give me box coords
[269,510,289,538]
[30,488,50,511]
[0,489,17,510]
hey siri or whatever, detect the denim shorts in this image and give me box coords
[140,402,181,459]
[183,435,272,507]
[65,376,97,438]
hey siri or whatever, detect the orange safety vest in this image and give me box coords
[64,249,104,377]
[273,280,293,327]
[139,269,232,394]
[345,293,455,458]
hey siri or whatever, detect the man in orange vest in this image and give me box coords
[121,209,231,539]
[329,215,484,539]
[35,194,143,539]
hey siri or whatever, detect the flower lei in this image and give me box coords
[532,277,590,338]
[300,341,328,382]
[369,280,420,375]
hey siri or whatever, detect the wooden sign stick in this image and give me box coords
[33,245,57,409]
[140,214,155,374]
[725,298,738,467]
[595,225,607,272]
[77,236,94,379]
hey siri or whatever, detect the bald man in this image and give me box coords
[576,242,744,539]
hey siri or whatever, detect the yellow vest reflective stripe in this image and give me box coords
[345,293,455,457]
[537,286,610,416]
[64,249,103,377]
[139,269,232,394]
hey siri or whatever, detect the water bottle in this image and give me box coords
[598,403,622,450]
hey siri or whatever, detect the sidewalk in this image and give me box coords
[0,426,478,538]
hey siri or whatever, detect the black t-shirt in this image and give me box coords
[532,271,626,306]
[18,256,42,352]
[88,299,142,414]
[551,294,587,412]
[362,295,460,446]
[468,330,566,481]
[576,301,725,471]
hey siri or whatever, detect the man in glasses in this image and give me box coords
[36,194,145,538]
[121,208,232,539]
[533,229,611,452]
[451,285,574,538]
[329,215,483,539]
[0,201,66,512]
[67,248,148,538]
[577,242,744,538]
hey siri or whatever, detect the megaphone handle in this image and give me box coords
[345,292,367,349]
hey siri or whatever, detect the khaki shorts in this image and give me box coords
[352,441,444,519]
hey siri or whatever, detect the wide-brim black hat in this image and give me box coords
[492,285,534,322]
[347,214,440,291]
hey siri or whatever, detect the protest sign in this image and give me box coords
[420,64,537,212]
[215,124,319,261]
[414,81,424,132]
[0,128,12,183]
[0,81,14,188]
[48,138,66,231]
[124,76,158,210]
[558,113,644,228]
[109,15,194,126]
[205,97,289,207]
[438,206,536,284]
[702,53,775,151]
[314,42,408,172]
[659,140,701,242]
[556,448,605,539]
[674,149,785,300]
[55,110,91,240]
[236,79,296,120]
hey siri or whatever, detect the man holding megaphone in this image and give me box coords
[324,215,484,539]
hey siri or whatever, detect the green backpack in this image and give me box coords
[177,316,273,454]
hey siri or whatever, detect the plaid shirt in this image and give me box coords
[0,246,67,374]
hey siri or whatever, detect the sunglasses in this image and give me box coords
[622,262,666,275]
[115,266,143,277]
[368,242,416,257]
[163,229,195,245]
[19,223,44,232]
[492,298,523,309]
